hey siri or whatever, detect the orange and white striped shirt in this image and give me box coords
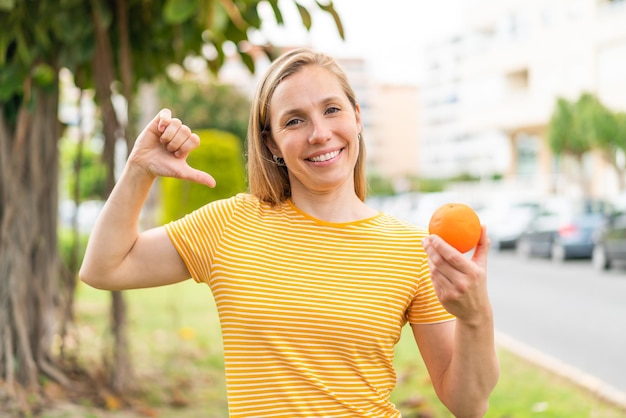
[165,193,454,417]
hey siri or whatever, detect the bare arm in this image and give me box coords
[414,227,500,418]
[79,109,215,290]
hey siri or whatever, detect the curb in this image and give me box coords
[495,331,626,411]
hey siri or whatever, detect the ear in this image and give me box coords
[263,131,282,157]
[354,103,363,133]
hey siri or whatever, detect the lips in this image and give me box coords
[306,149,341,162]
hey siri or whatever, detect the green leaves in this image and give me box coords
[549,96,591,156]
[2,0,345,87]
[0,63,23,102]
[295,2,312,30]
[163,0,198,24]
[238,49,255,73]
[0,0,346,115]
[31,63,56,88]
[267,0,284,25]
[549,92,626,174]
[315,1,344,39]
[0,0,15,11]
[291,1,344,39]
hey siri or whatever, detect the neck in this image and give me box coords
[289,190,376,223]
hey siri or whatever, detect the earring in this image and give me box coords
[358,133,362,141]
[272,155,286,166]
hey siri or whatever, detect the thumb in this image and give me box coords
[471,225,490,264]
[177,165,217,188]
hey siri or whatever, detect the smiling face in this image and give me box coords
[265,65,362,199]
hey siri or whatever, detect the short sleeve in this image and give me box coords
[407,256,455,324]
[164,196,239,284]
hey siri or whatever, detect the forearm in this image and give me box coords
[79,163,155,288]
[440,309,500,417]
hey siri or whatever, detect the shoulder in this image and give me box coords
[197,193,287,224]
[165,193,255,228]
[374,212,428,238]
[197,192,259,214]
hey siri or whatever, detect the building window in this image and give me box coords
[506,69,529,92]
[516,133,539,177]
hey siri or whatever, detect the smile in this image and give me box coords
[307,149,341,162]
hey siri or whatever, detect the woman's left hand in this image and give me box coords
[422,226,492,326]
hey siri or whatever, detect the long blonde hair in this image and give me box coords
[247,48,367,206]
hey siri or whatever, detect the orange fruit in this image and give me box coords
[428,203,481,253]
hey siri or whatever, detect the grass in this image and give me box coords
[391,327,626,417]
[42,280,626,418]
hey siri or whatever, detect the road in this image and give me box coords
[487,250,626,396]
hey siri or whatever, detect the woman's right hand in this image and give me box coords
[129,108,216,187]
[80,108,206,290]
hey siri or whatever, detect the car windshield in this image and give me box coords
[542,198,610,216]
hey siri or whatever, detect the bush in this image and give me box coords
[414,178,446,193]
[160,129,246,224]
[58,227,90,273]
[367,174,396,196]
[59,137,108,202]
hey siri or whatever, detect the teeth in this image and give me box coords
[309,150,340,162]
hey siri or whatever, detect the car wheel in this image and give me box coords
[551,242,566,263]
[592,245,610,271]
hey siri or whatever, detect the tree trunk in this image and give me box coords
[617,167,626,192]
[600,149,626,193]
[91,0,135,393]
[574,153,592,198]
[0,80,69,407]
[116,0,135,152]
[58,89,87,360]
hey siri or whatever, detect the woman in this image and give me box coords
[80,48,499,417]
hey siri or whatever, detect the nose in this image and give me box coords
[308,116,331,144]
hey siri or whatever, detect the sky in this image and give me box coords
[255,0,465,85]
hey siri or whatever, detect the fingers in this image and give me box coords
[147,109,216,187]
[423,234,483,291]
[425,243,466,300]
[421,217,494,324]
[156,109,199,158]
[159,118,198,158]
[423,234,475,276]
[423,231,490,316]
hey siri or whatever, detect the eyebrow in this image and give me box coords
[276,95,345,121]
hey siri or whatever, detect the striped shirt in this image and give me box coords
[165,193,454,417]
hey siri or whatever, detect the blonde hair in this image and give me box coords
[247,48,367,206]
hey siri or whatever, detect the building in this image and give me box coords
[368,83,421,191]
[420,0,626,199]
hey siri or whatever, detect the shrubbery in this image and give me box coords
[160,129,246,223]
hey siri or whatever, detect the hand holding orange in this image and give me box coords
[428,203,481,253]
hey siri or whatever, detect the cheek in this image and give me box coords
[349,131,360,151]
[277,138,299,159]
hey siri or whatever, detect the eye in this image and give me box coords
[285,118,302,127]
[325,106,340,115]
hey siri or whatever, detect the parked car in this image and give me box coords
[407,191,462,228]
[591,210,626,271]
[478,200,540,250]
[516,198,610,262]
